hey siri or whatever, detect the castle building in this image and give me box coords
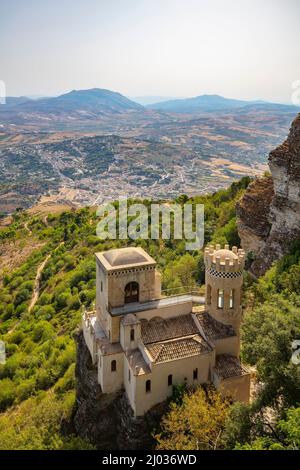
[82,245,250,416]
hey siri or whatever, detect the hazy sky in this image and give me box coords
[1,0,299,102]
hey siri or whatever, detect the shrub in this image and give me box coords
[6,330,25,345]
[0,378,16,411]
[54,363,75,394]
[14,289,31,306]
[16,378,36,402]
[36,305,55,320]
[32,321,55,343]
[54,292,71,311]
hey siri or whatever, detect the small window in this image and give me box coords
[128,369,131,382]
[193,368,198,380]
[111,360,116,372]
[168,374,173,386]
[218,289,224,308]
[230,289,234,309]
[125,282,139,304]
[146,379,151,393]
[206,284,212,305]
[101,281,103,292]
[130,328,135,342]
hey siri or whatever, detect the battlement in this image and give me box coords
[204,244,245,272]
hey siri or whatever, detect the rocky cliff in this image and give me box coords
[72,331,166,450]
[237,113,300,276]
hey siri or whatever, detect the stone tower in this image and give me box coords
[204,244,245,336]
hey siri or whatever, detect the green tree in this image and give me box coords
[155,387,229,450]
[242,296,300,408]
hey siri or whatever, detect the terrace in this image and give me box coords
[109,289,205,317]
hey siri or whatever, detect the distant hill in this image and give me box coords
[147,94,299,113]
[0,88,146,130]
[132,96,181,106]
[0,89,298,134]
[14,88,144,114]
[5,96,33,107]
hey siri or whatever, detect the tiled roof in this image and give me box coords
[214,354,249,380]
[141,314,198,344]
[127,349,151,375]
[197,312,236,341]
[146,335,212,364]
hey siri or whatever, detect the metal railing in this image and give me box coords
[109,290,205,316]
[161,285,203,297]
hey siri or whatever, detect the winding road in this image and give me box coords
[24,222,32,235]
[28,241,64,312]
[28,254,52,312]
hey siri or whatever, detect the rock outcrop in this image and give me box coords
[237,113,300,276]
[73,331,166,450]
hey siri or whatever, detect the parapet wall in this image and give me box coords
[204,244,245,272]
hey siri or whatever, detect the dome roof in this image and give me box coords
[122,313,139,325]
[214,249,238,260]
[103,248,148,267]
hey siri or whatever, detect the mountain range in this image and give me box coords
[1,89,298,122]
[4,88,143,114]
[146,94,298,113]
[0,87,299,214]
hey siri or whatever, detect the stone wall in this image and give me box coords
[237,113,300,276]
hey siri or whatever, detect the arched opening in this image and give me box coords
[146,379,151,393]
[230,289,234,309]
[125,281,139,304]
[193,368,198,380]
[206,284,212,305]
[168,374,173,386]
[111,360,116,372]
[218,289,224,308]
[130,328,135,342]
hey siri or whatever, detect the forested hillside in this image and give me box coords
[0,176,299,450]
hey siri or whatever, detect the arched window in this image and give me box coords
[218,289,224,308]
[128,369,131,382]
[111,360,116,372]
[230,289,234,309]
[168,374,173,386]
[206,284,212,305]
[125,282,139,304]
[146,379,151,393]
[130,328,135,342]
[101,281,103,292]
[193,368,198,380]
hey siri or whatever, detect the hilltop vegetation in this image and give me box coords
[0,176,299,450]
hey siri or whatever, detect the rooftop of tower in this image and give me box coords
[96,246,156,271]
[204,244,245,270]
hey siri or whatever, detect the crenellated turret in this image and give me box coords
[204,244,244,344]
[204,244,245,271]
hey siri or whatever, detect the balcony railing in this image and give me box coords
[161,285,203,297]
[109,289,205,316]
